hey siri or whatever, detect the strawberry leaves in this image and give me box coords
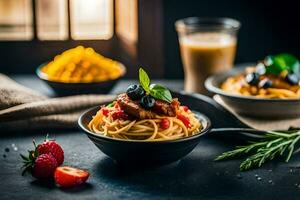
[20,140,39,176]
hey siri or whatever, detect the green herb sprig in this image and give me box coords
[264,53,300,77]
[215,130,300,171]
[139,68,172,103]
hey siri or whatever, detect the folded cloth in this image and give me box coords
[214,95,300,131]
[0,74,115,131]
[0,74,47,110]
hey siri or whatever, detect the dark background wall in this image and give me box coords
[163,0,300,78]
[0,0,299,78]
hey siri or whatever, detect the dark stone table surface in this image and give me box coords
[1,76,300,200]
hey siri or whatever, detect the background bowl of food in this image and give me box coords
[36,46,126,96]
[205,53,300,118]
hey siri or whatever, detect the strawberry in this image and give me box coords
[20,141,58,179]
[54,166,90,187]
[32,154,58,178]
[38,140,64,166]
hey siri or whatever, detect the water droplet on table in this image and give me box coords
[268,180,273,184]
[255,174,259,177]
[236,174,242,179]
[13,147,18,151]
[257,177,262,181]
[11,143,15,147]
[4,147,9,152]
[268,169,272,172]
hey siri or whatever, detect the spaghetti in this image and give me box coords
[88,105,202,141]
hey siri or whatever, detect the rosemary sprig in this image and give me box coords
[215,130,300,171]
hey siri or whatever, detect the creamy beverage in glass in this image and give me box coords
[176,18,240,93]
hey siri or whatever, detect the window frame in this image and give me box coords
[0,0,165,78]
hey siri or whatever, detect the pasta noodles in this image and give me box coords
[88,106,202,141]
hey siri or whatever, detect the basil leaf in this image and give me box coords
[107,102,114,108]
[265,55,286,75]
[265,54,300,76]
[149,84,172,103]
[139,68,150,93]
[277,54,300,76]
[138,68,173,103]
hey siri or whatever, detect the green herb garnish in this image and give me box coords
[106,102,115,108]
[149,84,173,103]
[139,68,172,103]
[139,68,151,93]
[265,53,300,77]
[215,130,300,171]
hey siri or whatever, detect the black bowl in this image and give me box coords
[78,106,211,166]
[36,63,126,96]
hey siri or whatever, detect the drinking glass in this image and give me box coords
[175,17,240,93]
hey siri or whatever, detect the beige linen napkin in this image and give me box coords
[214,95,300,131]
[0,74,115,131]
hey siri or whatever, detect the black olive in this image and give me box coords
[245,73,260,86]
[140,95,155,109]
[259,78,273,89]
[285,74,299,85]
[126,84,145,100]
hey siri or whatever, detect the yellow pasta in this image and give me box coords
[41,46,124,83]
[88,106,202,141]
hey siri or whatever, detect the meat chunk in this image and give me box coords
[117,93,180,119]
[153,98,180,117]
[117,93,156,119]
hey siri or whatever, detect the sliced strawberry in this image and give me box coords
[177,114,190,128]
[54,166,90,187]
[160,118,170,129]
